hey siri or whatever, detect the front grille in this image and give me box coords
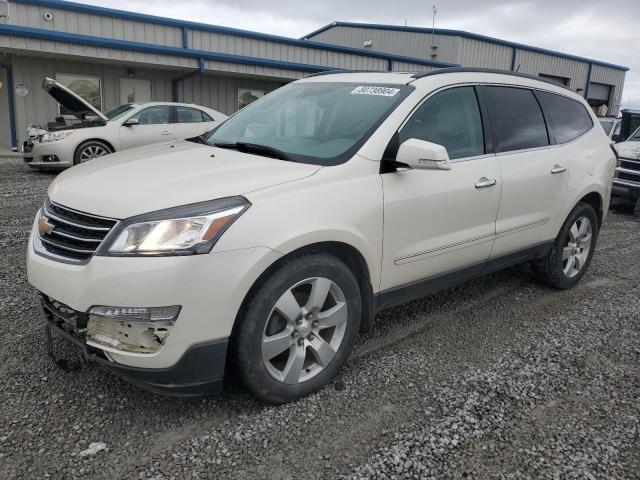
[39,198,118,262]
[615,157,640,188]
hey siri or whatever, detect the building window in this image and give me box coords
[238,88,266,110]
[55,74,102,115]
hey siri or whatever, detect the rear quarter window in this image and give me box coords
[536,91,594,143]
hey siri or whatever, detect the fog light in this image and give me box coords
[86,305,180,354]
[42,155,60,162]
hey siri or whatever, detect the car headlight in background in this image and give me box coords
[40,130,75,143]
[101,196,250,256]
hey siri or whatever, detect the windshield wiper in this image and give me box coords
[213,142,293,161]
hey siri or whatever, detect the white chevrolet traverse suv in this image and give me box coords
[27,69,616,403]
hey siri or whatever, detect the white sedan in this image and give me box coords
[23,77,227,169]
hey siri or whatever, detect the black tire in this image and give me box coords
[73,140,113,165]
[532,202,599,289]
[232,253,361,404]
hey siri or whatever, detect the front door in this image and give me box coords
[119,105,175,150]
[381,86,501,293]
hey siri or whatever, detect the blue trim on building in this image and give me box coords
[584,63,593,99]
[172,59,206,102]
[303,21,630,72]
[0,64,18,149]
[12,0,457,69]
[182,27,189,49]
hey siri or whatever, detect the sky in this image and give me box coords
[79,0,639,109]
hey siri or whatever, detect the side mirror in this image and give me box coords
[123,118,139,127]
[396,138,451,170]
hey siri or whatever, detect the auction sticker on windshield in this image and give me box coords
[351,86,400,96]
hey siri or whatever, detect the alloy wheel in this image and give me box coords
[80,145,108,162]
[562,216,592,278]
[261,277,348,384]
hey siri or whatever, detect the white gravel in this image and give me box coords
[1,157,639,479]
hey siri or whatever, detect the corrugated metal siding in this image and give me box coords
[10,56,177,139]
[178,74,285,115]
[309,26,460,64]
[456,37,511,69]
[391,61,436,73]
[191,31,387,71]
[0,34,197,68]
[590,64,626,115]
[514,50,589,93]
[202,59,305,81]
[9,3,184,47]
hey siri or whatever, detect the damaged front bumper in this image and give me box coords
[41,295,228,397]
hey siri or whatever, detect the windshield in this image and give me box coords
[599,119,615,135]
[204,82,412,165]
[105,104,136,121]
[630,127,640,141]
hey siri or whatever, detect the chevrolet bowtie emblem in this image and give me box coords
[38,216,54,236]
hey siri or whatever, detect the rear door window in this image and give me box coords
[537,91,593,143]
[399,86,485,160]
[483,86,549,153]
[177,106,206,124]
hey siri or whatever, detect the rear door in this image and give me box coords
[482,86,568,258]
[174,106,217,140]
[119,105,175,150]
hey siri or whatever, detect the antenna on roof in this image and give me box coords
[431,5,438,59]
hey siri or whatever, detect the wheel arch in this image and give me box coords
[74,138,116,158]
[576,191,604,229]
[233,241,376,338]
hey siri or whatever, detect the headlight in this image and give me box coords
[40,130,75,143]
[101,197,250,256]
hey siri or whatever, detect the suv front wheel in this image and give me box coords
[233,253,361,404]
[533,202,599,289]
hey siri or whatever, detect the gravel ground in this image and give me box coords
[1,157,639,479]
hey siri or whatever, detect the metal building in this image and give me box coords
[303,22,628,116]
[0,0,629,152]
[0,0,454,150]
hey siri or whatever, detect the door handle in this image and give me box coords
[161,130,172,136]
[475,177,497,189]
[551,165,567,174]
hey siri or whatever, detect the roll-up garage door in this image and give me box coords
[588,82,611,102]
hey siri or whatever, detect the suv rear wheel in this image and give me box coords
[233,253,361,404]
[533,202,598,289]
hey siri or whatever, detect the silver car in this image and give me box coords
[23,77,227,169]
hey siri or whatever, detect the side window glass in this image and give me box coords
[399,86,484,160]
[130,106,171,125]
[201,111,214,122]
[177,106,205,124]
[484,86,549,152]
[537,91,593,143]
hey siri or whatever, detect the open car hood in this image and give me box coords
[42,77,108,122]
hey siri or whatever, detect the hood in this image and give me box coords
[47,141,322,219]
[42,77,108,122]
[616,141,640,160]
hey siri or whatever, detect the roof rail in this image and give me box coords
[410,67,573,91]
